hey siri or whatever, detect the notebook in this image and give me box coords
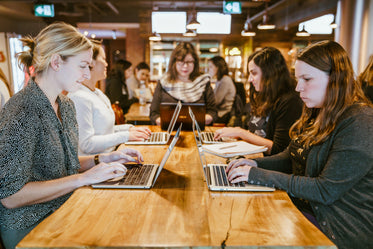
[202,141,268,158]
[126,101,182,145]
[161,102,205,131]
[188,107,237,144]
[191,119,275,192]
[92,124,182,189]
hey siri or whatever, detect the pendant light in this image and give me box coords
[149,32,161,41]
[183,29,197,37]
[241,13,256,37]
[257,3,275,30]
[296,25,310,37]
[186,1,200,30]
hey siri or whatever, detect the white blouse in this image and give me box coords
[68,84,133,155]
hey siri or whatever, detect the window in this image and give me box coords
[196,12,231,34]
[152,12,187,33]
[299,14,334,34]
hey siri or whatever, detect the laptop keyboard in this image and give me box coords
[145,132,165,143]
[121,164,155,185]
[211,165,245,187]
[202,132,223,143]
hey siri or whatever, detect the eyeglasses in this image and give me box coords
[176,60,195,67]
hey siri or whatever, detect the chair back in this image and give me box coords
[112,101,125,124]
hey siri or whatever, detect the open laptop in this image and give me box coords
[126,101,182,145]
[92,124,182,189]
[191,119,275,192]
[161,102,205,131]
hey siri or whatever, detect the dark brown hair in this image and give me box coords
[290,40,370,147]
[167,42,200,82]
[248,47,295,117]
[209,56,229,81]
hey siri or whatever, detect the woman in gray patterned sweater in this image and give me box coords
[0,22,143,249]
[226,41,373,249]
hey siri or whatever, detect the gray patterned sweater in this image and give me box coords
[250,104,373,249]
[0,80,80,230]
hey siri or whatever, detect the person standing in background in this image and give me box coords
[208,56,236,124]
[68,40,151,156]
[358,54,373,102]
[0,22,143,249]
[150,42,217,125]
[214,47,303,155]
[226,41,373,249]
[0,67,11,108]
[105,59,135,114]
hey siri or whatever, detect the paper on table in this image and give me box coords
[202,141,267,158]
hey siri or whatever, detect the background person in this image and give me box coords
[68,40,151,156]
[214,47,303,155]
[226,41,373,249]
[208,56,236,124]
[0,67,11,108]
[105,59,135,114]
[150,42,217,125]
[0,22,143,249]
[126,62,151,102]
[358,54,373,102]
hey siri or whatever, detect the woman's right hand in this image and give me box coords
[214,127,244,140]
[129,127,151,141]
[225,158,258,173]
[80,162,127,185]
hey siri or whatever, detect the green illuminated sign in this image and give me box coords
[223,1,241,14]
[34,4,55,17]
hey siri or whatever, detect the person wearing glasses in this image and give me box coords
[150,42,217,125]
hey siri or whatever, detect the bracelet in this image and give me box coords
[94,154,100,165]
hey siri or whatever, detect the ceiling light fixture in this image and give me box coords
[149,32,161,41]
[186,1,200,30]
[241,13,256,37]
[296,25,310,37]
[330,15,338,29]
[257,4,275,30]
[183,29,197,37]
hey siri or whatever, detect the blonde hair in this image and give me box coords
[17,22,92,76]
[290,40,369,147]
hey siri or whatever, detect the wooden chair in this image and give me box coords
[111,102,125,125]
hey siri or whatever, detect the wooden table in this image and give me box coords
[125,103,151,125]
[18,126,336,249]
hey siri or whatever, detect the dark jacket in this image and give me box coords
[105,74,136,114]
[250,104,373,249]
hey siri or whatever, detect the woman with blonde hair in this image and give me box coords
[150,42,217,125]
[0,67,11,108]
[226,41,373,249]
[0,22,143,249]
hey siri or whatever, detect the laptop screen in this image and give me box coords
[161,102,206,131]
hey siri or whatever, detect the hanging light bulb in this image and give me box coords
[186,2,200,30]
[241,14,256,37]
[257,4,275,30]
[149,32,161,41]
[183,29,197,37]
[296,25,310,37]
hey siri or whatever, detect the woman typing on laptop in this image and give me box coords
[226,41,373,249]
[150,42,217,126]
[0,22,143,249]
[214,47,303,155]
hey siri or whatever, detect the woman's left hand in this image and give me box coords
[205,114,213,125]
[104,148,144,164]
[227,165,252,183]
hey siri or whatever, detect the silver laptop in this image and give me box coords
[191,118,274,192]
[126,101,182,145]
[92,124,182,189]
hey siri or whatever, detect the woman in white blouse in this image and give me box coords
[69,40,151,155]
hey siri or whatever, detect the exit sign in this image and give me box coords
[34,4,55,17]
[223,1,241,14]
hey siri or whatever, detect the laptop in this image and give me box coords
[191,119,275,192]
[92,124,182,189]
[126,101,182,145]
[161,102,205,131]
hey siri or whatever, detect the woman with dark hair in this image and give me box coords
[105,59,135,114]
[208,56,236,124]
[150,42,217,125]
[358,54,373,102]
[126,62,151,101]
[226,41,373,249]
[214,47,302,155]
